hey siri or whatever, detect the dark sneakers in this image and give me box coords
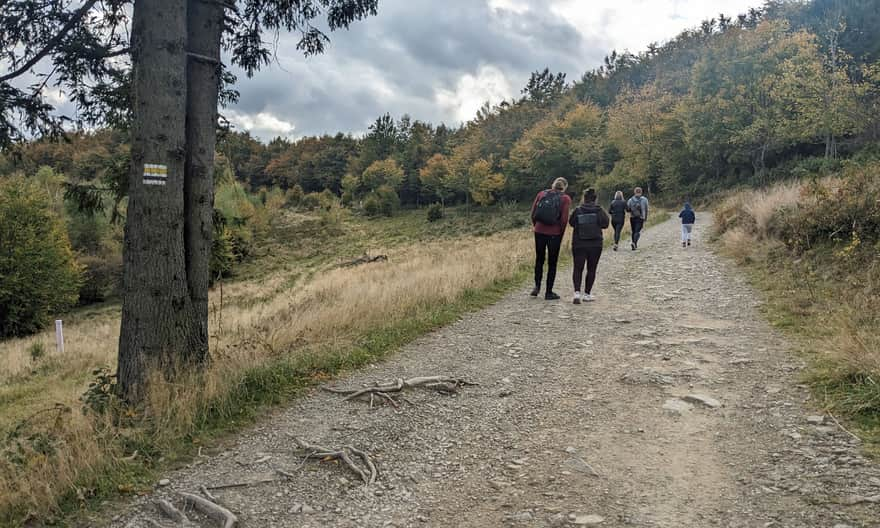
[545,292,560,300]
[530,286,540,297]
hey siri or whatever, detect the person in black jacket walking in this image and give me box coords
[569,188,610,304]
[608,190,627,251]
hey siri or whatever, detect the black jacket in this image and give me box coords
[569,202,610,250]
[609,198,627,225]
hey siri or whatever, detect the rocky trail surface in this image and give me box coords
[107,218,879,528]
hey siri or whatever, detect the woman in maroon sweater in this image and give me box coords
[530,177,572,300]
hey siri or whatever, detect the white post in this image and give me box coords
[55,320,64,355]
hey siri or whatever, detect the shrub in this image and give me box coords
[77,253,122,304]
[0,177,82,337]
[374,185,399,217]
[362,193,382,217]
[426,203,444,222]
[285,184,304,207]
[28,342,46,362]
[300,192,322,211]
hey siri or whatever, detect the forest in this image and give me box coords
[4,0,880,335]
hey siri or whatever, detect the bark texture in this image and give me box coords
[118,0,201,403]
[184,0,224,366]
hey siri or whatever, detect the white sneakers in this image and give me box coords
[573,292,595,304]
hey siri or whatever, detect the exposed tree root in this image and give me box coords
[323,376,477,406]
[181,492,238,528]
[155,499,187,523]
[294,438,378,485]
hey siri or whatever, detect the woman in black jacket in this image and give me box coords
[608,190,627,251]
[569,188,610,304]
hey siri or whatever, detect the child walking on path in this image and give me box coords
[679,202,696,247]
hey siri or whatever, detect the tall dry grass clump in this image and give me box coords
[0,227,532,522]
[715,163,880,432]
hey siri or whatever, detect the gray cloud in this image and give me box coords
[224,0,610,140]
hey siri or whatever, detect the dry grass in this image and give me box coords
[716,176,880,444]
[0,219,533,522]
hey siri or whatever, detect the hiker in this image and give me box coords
[569,188,609,304]
[679,202,696,247]
[609,190,627,251]
[530,177,572,300]
[627,187,649,250]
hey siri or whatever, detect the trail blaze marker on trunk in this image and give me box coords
[143,163,168,186]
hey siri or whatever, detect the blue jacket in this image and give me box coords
[679,203,696,224]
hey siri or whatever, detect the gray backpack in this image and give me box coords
[629,198,643,219]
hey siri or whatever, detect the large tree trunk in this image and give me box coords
[119,0,201,403]
[184,0,223,363]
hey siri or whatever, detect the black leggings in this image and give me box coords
[534,233,562,291]
[630,217,645,245]
[612,222,624,244]
[573,247,603,294]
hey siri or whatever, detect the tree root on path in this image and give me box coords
[322,376,477,407]
[181,492,238,528]
[294,438,378,485]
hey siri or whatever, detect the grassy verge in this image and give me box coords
[0,204,532,526]
[714,170,880,453]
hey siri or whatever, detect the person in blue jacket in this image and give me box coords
[679,202,696,247]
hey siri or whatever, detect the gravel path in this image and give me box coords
[107,218,880,528]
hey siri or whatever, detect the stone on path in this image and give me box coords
[683,394,722,408]
[663,398,693,414]
[571,513,605,525]
[806,415,824,425]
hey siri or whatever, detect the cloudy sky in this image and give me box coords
[226,0,760,141]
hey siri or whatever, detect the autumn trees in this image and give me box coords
[2,0,379,403]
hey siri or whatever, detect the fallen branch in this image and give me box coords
[204,478,280,491]
[340,254,388,268]
[294,438,378,485]
[323,376,477,406]
[155,499,188,523]
[181,492,238,528]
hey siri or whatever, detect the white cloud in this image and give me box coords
[552,0,759,53]
[435,65,516,124]
[488,0,531,14]
[225,110,295,138]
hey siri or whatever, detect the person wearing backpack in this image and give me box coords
[679,202,696,247]
[608,190,627,251]
[530,177,572,300]
[627,187,649,250]
[569,188,609,304]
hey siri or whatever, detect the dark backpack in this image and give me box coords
[576,211,601,240]
[629,197,643,219]
[533,191,562,225]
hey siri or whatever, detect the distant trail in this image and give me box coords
[111,218,880,528]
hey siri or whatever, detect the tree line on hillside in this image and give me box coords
[2,0,880,338]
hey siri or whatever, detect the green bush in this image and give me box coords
[374,185,399,217]
[285,184,304,207]
[300,192,322,211]
[362,193,382,216]
[0,177,83,337]
[426,203,444,222]
[778,162,880,253]
[77,253,122,304]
